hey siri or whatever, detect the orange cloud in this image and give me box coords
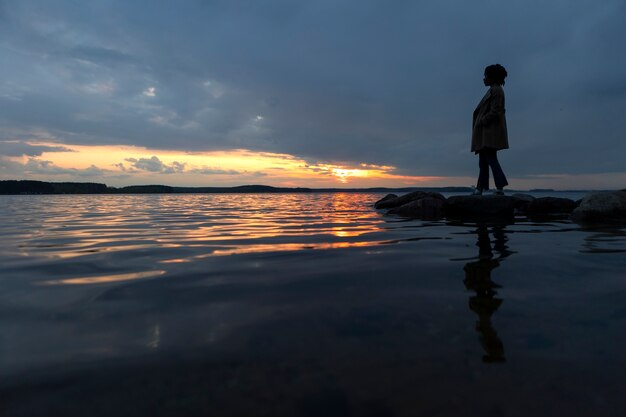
[2,141,445,187]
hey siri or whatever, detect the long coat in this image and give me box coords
[471,85,509,152]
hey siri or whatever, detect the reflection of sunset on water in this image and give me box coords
[209,241,381,256]
[41,270,166,285]
[3,191,626,417]
[13,193,393,276]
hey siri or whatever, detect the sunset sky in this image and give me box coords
[1,1,625,189]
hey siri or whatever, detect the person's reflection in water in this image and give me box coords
[463,224,512,363]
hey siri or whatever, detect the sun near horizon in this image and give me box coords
[3,140,624,190]
[0,141,457,188]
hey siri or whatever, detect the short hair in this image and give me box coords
[484,64,508,85]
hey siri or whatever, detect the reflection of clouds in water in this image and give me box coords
[3,193,626,399]
[147,323,161,349]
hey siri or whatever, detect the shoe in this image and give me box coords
[472,188,483,196]
[494,188,504,196]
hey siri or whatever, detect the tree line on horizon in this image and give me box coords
[0,180,314,194]
[0,180,480,195]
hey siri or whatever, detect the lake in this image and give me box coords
[1,193,625,416]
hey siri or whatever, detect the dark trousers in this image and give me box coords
[477,149,508,190]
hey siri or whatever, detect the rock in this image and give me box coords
[388,197,445,219]
[511,193,535,203]
[373,194,398,209]
[374,191,446,209]
[511,193,535,211]
[444,195,517,219]
[571,191,626,223]
[524,197,578,214]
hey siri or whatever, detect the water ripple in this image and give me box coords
[1,193,625,287]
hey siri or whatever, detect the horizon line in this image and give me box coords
[0,179,617,193]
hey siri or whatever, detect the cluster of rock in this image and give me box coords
[374,190,626,224]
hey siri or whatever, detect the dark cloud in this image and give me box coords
[1,0,625,180]
[188,167,242,175]
[124,156,185,174]
[120,156,244,176]
[0,157,108,177]
[0,141,73,157]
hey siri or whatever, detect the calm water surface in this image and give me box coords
[1,193,625,416]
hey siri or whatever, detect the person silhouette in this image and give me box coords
[471,64,509,195]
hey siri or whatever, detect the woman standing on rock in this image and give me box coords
[472,64,509,195]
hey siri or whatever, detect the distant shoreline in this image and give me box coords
[0,180,599,195]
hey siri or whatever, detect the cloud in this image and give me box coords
[120,156,246,176]
[79,164,108,177]
[69,45,134,66]
[0,141,73,157]
[142,87,156,97]
[0,156,108,177]
[124,156,185,174]
[22,158,107,177]
[187,167,242,175]
[1,0,625,185]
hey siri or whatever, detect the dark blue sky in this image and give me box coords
[1,0,625,187]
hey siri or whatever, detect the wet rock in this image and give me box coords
[374,191,445,209]
[388,197,445,219]
[511,193,535,211]
[444,195,517,219]
[571,191,626,223]
[512,193,535,203]
[524,197,578,214]
[373,194,397,209]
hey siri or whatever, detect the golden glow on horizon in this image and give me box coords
[4,141,442,187]
[331,168,369,183]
